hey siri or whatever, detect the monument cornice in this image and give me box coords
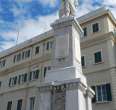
[37,78,94,97]
[51,16,83,35]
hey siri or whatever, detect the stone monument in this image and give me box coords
[37,0,94,110]
[59,0,78,17]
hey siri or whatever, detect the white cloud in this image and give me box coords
[0,0,116,51]
[38,0,57,7]
[76,0,96,17]
[102,0,116,17]
[0,41,15,51]
[0,13,58,51]
[76,0,116,18]
[17,13,58,43]
[11,5,26,17]
[102,0,116,6]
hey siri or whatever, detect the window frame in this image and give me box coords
[92,83,112,103]
[0,59,6,68]
[29,97,35,110]
[17,99,23,110]
[92,23,100,33]
[7,101,12,110]
[35,46,40,55]
[83,27,87,37]
[81,56,86,67]
[93,50,103,64]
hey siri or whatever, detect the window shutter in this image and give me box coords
[7,101,12,110]
[44,67,47,78]
[17,99,22,110]
[106,84,112,101]
[35,70,39,79]
[14,76,17,85]
[9,78,12,87]
[29,72,32,81]
[24,73,27,82]
[94,51,102,63]
[18,75,21,84]
[81,56,85,67]
[91,86,96,103]
[35,46,40,54]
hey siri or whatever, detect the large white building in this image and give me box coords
[0,1,94,110]
[79,7,116,110]
[0,5,115,110]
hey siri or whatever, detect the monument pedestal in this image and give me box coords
[37,16,94,110]
[37,78,94,110]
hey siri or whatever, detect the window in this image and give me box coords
[25,50,31,58]
[13,49,31,63]
[0,81,1,87]
[9,76,18,87]
[43,66,51,78]
[33,69,39,80]
[14,76,17,85]
[17,99,22,110]
[9,78,12,87]
[93,23,99,33]
[17,53,21,62]
[22,73,27,83]
[92,83,112,103]
[13,55,16,63]
[18,75,22,84]
[22,52,25,60]
[30,97,35,110]
[46,42,50,50]
[13,53,21,63]
[7,101,12,110]
[83,27,87,37]
[29,72,32,81]
[44,67,47,78]
[35,46,40,54]
[81,56,85,67]
[94,51,102,64]
[45,41,53,51]
[0,59,6,68]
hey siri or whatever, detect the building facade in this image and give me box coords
[0,7,115,110]
[0,1,94,110]
[79,7,116,110]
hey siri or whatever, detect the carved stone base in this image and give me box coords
[38,79,94,110]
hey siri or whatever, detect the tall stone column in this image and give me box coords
[51,16,83,70]
[46,16,86,84]
[42,0,94,110]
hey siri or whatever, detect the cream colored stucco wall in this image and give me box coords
[80,13,116,110]
[81,40,111,74]
[107,17,116,32]
[80,16,109,39]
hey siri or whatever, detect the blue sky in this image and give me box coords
[0,0,116,51]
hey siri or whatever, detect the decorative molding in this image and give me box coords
[81,32,114,49]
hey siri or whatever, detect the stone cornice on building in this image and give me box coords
[0,54,51,76]
[81,32,116,49]
[77,7,116,26]
[83,66,116,75]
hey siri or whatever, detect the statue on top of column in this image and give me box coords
[59,0,78,18]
